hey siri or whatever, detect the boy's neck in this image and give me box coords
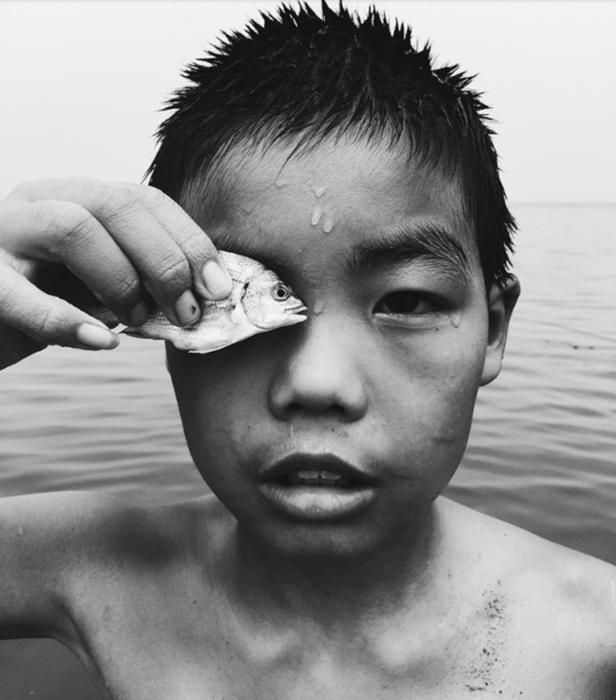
[220,500,446,630]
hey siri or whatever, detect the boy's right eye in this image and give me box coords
[373,291,437,316]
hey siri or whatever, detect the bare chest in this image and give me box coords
[66,590,610,700]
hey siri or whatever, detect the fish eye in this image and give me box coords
[271,282,291,302]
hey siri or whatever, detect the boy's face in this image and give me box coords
[168,135,515,558]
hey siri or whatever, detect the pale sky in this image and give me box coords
[0,1,614,203]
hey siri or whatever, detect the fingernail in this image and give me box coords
[174,290,200,326]
[76,323,119,349]
[202,259,232,299]
[127,301,149,327]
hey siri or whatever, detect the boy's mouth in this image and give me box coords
[258,454,379,520]
[282,470,351,487]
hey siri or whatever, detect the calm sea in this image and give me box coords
[1,204,615,698]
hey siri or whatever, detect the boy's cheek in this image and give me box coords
[371,332,485,455]
[378,321,487,399]
[168,312,485,464]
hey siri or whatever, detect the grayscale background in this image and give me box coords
[0,2,614,698]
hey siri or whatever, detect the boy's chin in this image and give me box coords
[242,521,390,562]
[235,501,435,563]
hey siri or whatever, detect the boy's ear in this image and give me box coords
[480,274,520,386]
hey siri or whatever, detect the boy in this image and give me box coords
[0,4,615,698]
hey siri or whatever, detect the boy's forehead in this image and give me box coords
[189,134,478,272]
[221,137,461,216]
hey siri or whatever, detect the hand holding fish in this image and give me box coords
[120,251,306,353]
[0,178,234,368]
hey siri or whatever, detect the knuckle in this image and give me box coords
[152,254,191,291]
[0,278,17,316]
[96,185,139,219]
[32,202,95,252]
[30,303,64,341]
[141,185,170,209]
[181,230,213,262]
[107,272,141,306]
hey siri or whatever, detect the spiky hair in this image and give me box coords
[148,1,514,284]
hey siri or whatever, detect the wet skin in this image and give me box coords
[168,134,514,565]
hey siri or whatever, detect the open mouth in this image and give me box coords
[261,454,377,487]
[258,454,379,520]
[278,469,353,487]
[284,303,308,321]
[288,302,308,314]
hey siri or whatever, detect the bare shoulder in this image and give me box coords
[1,490,180,561]
[442,498,616,683]
[0,490,208,640]
[505,517,616,659]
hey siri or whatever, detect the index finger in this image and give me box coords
[10,178,233,303]
[122,183,232,301]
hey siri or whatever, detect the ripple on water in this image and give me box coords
[0,204,615,695]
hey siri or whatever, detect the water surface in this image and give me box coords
[1,204,614,697]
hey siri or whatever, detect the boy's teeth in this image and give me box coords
[297,470,320,480]
[319,470,343,484]
[288,470,346,486]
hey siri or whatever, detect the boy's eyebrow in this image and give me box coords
[213,221,473,283]
[346,222,473,280]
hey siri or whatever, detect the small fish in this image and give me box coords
[121,252,307,353]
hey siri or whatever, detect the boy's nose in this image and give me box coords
[268,314,368,422]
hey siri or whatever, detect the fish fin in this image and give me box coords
[229,285,249,325]
[230,304,248,325]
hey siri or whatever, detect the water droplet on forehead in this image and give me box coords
[313,299,325,315]
[311,206,323,227]
[322,215,335,234]
[275,178,289,189]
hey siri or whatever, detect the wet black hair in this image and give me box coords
[148,1,515,285]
